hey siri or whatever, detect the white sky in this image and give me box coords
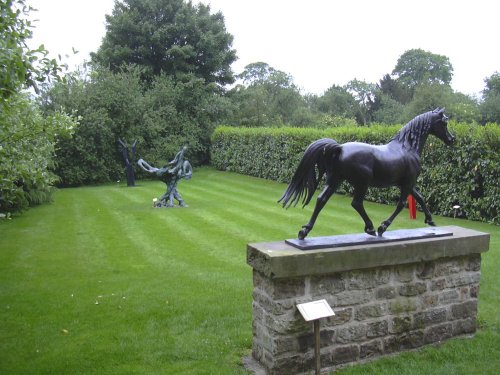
[28,0,500,97]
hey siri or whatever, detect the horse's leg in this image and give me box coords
[378,187,411,236]
[298,184,336,240]
[411,187,436,226]
[351,185,376,236]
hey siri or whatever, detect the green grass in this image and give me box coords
[0,167,498,374]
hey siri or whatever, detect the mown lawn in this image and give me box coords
[0,167,498,374]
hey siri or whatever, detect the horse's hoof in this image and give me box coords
[298,226,309,240]
[298,230,306,240]
[377,225,387,236]
[426,220,436,226]
[365,227,376,236]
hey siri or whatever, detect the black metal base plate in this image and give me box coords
[285,227,453,251]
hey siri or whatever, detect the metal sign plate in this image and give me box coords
[297,299,335,322]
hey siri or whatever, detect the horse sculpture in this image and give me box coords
[279,108,455,240]
[137,146,193,207]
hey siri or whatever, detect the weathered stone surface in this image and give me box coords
[376,286,397,300]
[309,274,345,295]
[331,344,360,365]
[395,264,415,282]
[366,320,389,338]
[439,289,460,304]
[355,303,388,321]
[424,322,453,344]
[390,315,412,334]
[451,300,478,320]
[360,339,383,359]
[389,297,419,314]
[336,324,367,343]
[413,307,448,329]
[347,268,391,289]
[247,226,489,279]
[431,278,446,291]
[247,226,489,374]
[416,261,435,279]
[452,318,476,335]
[398,281,427,296]
[325,308,352,326]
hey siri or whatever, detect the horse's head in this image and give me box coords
[430,108,455,146]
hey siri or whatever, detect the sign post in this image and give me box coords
[297,300,335,374]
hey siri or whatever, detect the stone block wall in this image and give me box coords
[247,226,489,374]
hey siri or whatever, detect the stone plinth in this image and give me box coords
[246,226,489,375]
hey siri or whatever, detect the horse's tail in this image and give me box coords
[278,138,341,208]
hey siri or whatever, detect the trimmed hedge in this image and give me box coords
[211,123,499,224]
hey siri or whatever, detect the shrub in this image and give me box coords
[0,94,77,213]
[211,122,499,224]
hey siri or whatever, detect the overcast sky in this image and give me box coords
[28,0,500,97]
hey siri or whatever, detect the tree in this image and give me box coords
[447,92,479,124]
[482,71,500,97]
[371,94,405,124]
[403,83,453,121]
[377,73,412,104]
[0,0,77,214]
[314,85,359,121]
[479,72,500,124]
[392,49,453,91]
[226,63,311,126]
[346,79,377,125]
[91,0,237,86]
[0,0,66,102]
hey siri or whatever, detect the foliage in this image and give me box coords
[40,67,223,186]
[211,123,499,224]
[224,62,313,127]
[0,94,77,212]
[0,0,77,214]
[479,94,500,124]
[402,83,454,121]
[312,84,359,120]
[479,72,500,124]
[41,67,144,186]
[91,0,237,86]
[0,0,67,102]
[377,73,412,104]
[346,78,377,125]
[483,71,500,96]
[141,73,221,166]
[371,94,405,124]
[392,49,453,91]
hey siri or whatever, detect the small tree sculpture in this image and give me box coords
[137,146,193,207]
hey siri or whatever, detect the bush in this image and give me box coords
[211,122,499,224]
[0,94,77,213]
[42,68,220,186]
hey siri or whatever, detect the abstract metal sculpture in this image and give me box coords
[118,138,137,187]
[279,108,455,239]
[137,146,193,207]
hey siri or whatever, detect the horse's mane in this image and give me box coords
[391,111,436,153]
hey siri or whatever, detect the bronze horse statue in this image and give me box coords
[279,108,455,239]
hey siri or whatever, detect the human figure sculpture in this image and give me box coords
[137,146,192,207]
[279,108,455,239]
[118,138,137,187]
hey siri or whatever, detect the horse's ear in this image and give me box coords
[433,107,445,116]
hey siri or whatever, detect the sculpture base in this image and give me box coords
[247,226,490,374]
[286,227,453,250]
